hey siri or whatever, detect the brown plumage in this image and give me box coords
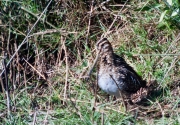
[96,38,146,98]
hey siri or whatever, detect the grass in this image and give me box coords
[0,0,180,124]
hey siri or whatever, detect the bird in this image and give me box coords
[96,38,147,101]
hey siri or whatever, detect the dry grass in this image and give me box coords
[0,0,180,124]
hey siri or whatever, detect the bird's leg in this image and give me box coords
[109,75,127,112]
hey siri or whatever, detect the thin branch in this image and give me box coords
[133,54,180,56]
[21,6,58,31]
[103,0,129,37]
[28,29,77,37]
[2,51,11,117]
[86,0,94,44]
[109,75,127,111]
[0,0,53,77]
[101,113,104,125]
[43,110,49,125]
[32,108,37,125]
[62,36,69,104]
[23,58,46,80]
[160,57,179,85]
[89,0,111,12]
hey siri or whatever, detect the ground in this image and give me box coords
[0,0,180,124]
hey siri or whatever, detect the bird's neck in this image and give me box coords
[100,51,114,66]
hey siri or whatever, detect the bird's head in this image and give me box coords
[96,38,113,55]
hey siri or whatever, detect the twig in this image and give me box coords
[105,106,127,115]
[62,36,68,104]
[3,51,11,117]
[89,0,111,12]
[101,113,104,125]
[157,102,164,118]
[94,63,98,108]
[68,95,86,123]
[103,0,128,37]
[23,58,46,80]
[160,56,179,85]
[28,29,77,37]
[86,0,94,44]
[21,6,59,31]
[14,42,19,90]
[0,0,53,77]
[32,108,37,125]
[133,54,180,56]
[109,75,127,111]
[0,73,5,93]
[43,110,49,125]
[108,4,131,7]
[0,59,5,93]
[157,33,180,65]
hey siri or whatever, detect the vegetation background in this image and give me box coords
[0,0,180,124]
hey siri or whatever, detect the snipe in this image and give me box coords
[96,38,147,100]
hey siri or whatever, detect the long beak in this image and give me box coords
[87,50,100,78]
